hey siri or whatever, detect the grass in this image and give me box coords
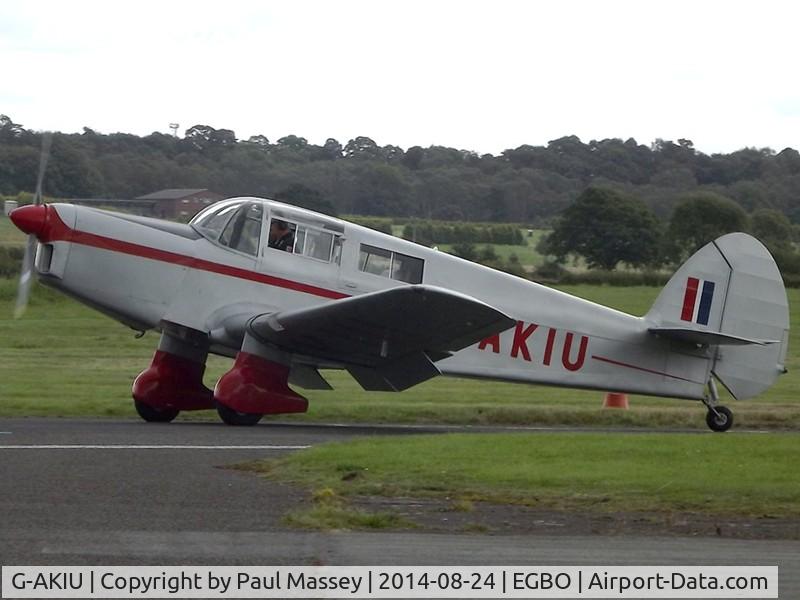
[0,279,798,430]
[387,225,547,269]
[437,241,545,268]
[250,432,800,518]
[0,215,26,247]
[283,502,415,530]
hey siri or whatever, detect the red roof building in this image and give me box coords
[135,189,225,220]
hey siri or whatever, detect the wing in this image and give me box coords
[247,285,515,391]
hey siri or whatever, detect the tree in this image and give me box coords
[344,136,381,160]
[182,124,235,151]
[402,146,424,170]
[381,144,404,162]
[246,134,270,148]
[750,208,793,252]
[538,186,663,270]
[274,183,337,216]
[668,192,748,256]
[276,135,308,150]
[451,242,477,261]
[322,138,342,160]
[0,114,27,142]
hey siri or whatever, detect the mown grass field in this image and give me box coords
[1,278,797,430]
[389,225,547,269]
[0,216,26,247]
[436,240,545,268]
[249,432,800,518]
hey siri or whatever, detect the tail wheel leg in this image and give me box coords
[703,378,734,433]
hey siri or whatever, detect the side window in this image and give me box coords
[268,218,335,262]
[268,218,297,253]
[359,244,423,283]
[219,202,262,256]
[359,245,392,276]
[305,228,334,261]
[391,252,424,284]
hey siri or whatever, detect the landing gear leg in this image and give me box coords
[703,378,733,432]
[132,324,214,422]
[213,332,308,426]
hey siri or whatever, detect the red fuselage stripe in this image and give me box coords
[44,211,348,300]
[591,354,701,384]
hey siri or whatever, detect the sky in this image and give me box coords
[1,0,799,155]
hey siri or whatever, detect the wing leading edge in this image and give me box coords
[247,285,515,391]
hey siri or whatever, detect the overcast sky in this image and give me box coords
[2,0,798,155]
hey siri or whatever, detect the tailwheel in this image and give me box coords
[215,401,263,426]
[134,400,179,423]
[706,405,733,432]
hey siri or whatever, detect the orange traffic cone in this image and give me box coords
[603,392,629,409]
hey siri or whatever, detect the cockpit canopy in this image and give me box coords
[191,199,263,256]
[190,197,424,282]
[190,198,346,263]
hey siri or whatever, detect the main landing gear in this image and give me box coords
[132,326,308,426]
[702,378,733,432]
[212,334,308,426]
[132,327,215,424]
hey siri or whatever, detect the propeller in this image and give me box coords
[14,132,52,318]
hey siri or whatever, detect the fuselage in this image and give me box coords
[27,198,712,400]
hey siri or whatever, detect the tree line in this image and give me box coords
[2,115,799,226]
[538,186,800,283]
[402,222,525,246]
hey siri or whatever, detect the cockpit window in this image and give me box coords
[268,218,297,252]
[297,226,333,261]
[191,202,240,239]
[219,202,262,255]
[268,217,335,262]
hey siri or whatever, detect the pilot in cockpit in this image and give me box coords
[268,219,294,252]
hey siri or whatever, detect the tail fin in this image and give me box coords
[646,233,789,399]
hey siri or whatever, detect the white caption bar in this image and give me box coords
[1,566,778,598]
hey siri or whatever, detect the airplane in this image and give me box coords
[9,193,789,431]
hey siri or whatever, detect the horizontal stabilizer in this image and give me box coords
[648,327,779,346]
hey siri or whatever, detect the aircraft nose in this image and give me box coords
[10,205,48,238]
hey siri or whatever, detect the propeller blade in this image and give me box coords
[14,235,36,318]
[13,132,53,318]
[33,132,52,205]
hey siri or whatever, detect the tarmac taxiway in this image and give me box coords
[1,418,797,593]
